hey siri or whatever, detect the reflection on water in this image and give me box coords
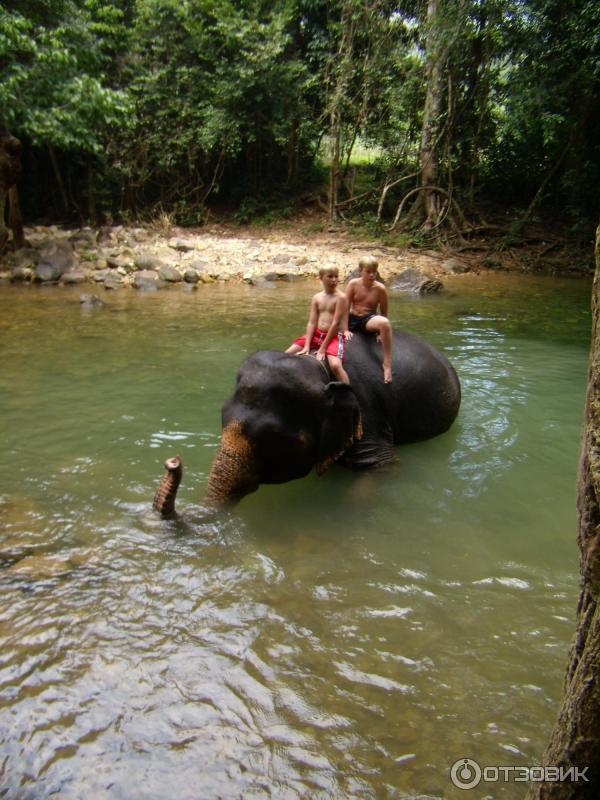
[0,273,591,798]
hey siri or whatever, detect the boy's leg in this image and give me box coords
[286,343,303,354]
[327,355,350,385]
[365,316,392,383]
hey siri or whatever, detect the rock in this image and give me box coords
[128,228,148,242]
[133,270,160,290]
[135,254,165,271]
[69,228,97,247]
[419,277,444,293]
[37,239,76,275]
[250,276,277,289]
[98,226,118,244]
[273,253,291,264]
[11,266,32,282]
[13,248,39,270]
[198,272,216,284]
[189,259,209,271]
[168,238,196,252]
[441,258,470,274]
[390,268,443,294]
[62,269,90,285]
[106,254,135,272]
[104,271,125,290]
[93,269,111,282]
[34,262,62,283]
[80,293,105,308]
[159,264,182,282]
[183,269,200,283]
[263,270,302,282]
[4,551,93,581]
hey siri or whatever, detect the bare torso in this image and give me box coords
[347,279,386,316]
[315,289,346,330]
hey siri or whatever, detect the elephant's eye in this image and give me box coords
[298,432,309,447]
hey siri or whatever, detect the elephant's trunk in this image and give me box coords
[204,421,258,508]
[153,456,183,518]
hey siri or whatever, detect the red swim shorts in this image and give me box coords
[292,327,345,361]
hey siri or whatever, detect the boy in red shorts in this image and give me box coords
[286,267,351,384]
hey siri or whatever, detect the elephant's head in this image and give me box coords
[153,352,363,516]
[202,352,362,508]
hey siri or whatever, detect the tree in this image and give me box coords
[0,119,24,252]
[525,224,600,799]
[0,1,132,219]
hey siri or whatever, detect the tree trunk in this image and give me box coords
[329,108,341,223]
[327,1,354,224]
[526,224,600,799]
[87,155,96,224]
[0,122,24,252]
[48,144,70,215]
[419,0,444,229]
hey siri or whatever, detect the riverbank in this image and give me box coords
[0,219,590,292]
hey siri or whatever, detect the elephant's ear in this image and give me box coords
[316,382,363,476]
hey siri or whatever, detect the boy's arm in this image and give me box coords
[299,296,318,354]
[345,280,355,312]
[340,293,352,339]
[316,295,347,358]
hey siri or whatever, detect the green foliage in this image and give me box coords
[0,1,132,153]
[234,195,294,225]
[1,0,599,234]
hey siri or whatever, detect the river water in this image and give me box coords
[0,274,592,799]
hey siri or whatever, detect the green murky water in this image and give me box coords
[0,274,592,799]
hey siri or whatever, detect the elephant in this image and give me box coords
[153,329,461,515]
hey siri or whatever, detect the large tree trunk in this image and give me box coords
[0,121,24,254]
[327,1,355,224]
[419,0,444,229]
[526,224,600,799]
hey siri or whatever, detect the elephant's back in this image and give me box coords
[344,330,460,445]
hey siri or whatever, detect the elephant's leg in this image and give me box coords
[153,456,183,518]
[7,185,24,249]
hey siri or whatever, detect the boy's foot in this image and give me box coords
[383,365,392,384]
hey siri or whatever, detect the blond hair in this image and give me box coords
[358,255,378,272]
[318,266,339,278]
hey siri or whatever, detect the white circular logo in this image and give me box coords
[450,758,482,789]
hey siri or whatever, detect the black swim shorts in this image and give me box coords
[348,313,376,333]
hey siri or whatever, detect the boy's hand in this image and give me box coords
[316,348,327,361]
[298,346,309,355]
[343,330,353,341]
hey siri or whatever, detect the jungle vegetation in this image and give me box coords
[1,0,599,248]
